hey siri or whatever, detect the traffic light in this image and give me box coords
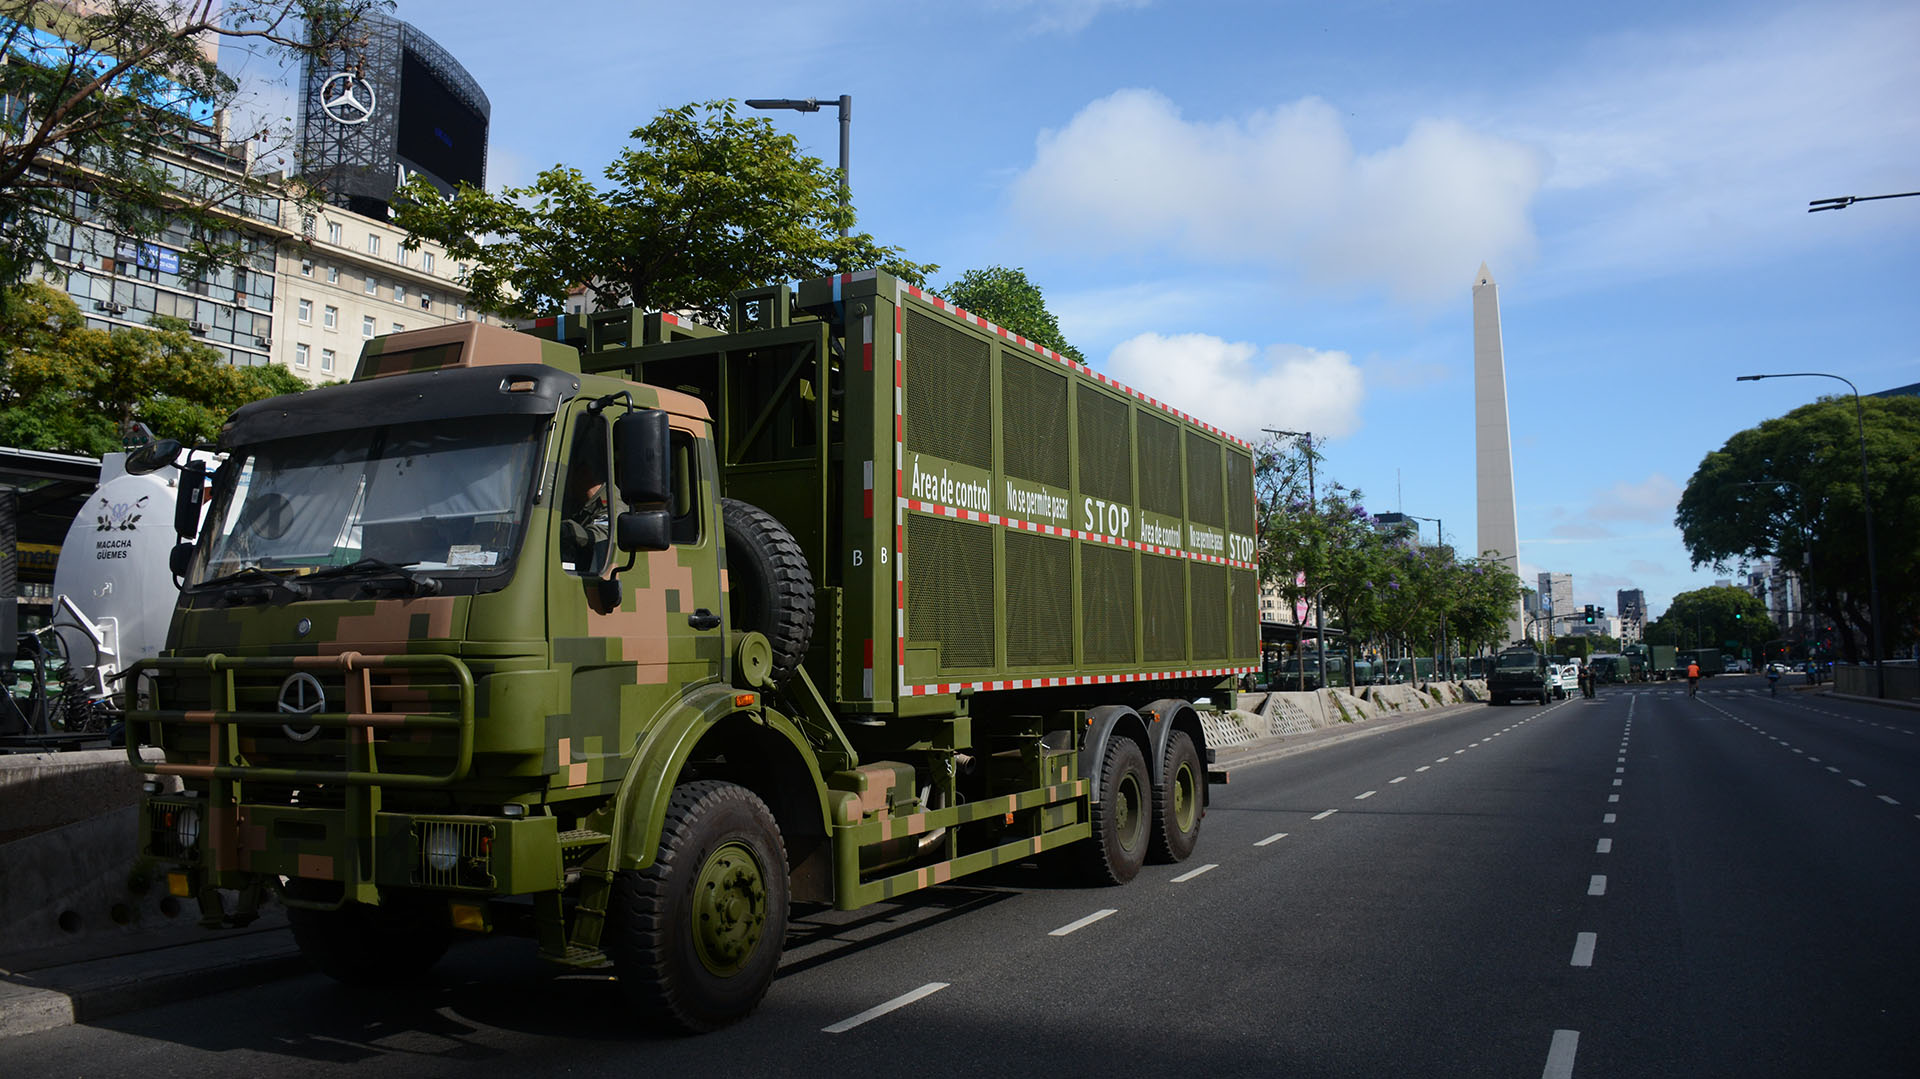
[1583,604,1595,625]
[1734,611,1742,620]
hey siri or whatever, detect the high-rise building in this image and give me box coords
[1616,588,1647,643]
[1538,572,1574,635]
[1473,263,1524,644]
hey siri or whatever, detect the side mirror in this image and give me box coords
[126,438,182,475]
[613,409,672,506]
[173,460,207,540]
[168,542,196,580]
[616,508,672,552]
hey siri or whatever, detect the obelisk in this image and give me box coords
[1473,263,1524,644]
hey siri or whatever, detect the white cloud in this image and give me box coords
[1102,332,1364,444]
[1587,475,1682,523]
[1009,90,1543,303]
[988,0,1150,34]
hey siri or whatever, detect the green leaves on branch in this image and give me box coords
[391,99,936,325]
[937,266,1084,363]
[0,281,303,454]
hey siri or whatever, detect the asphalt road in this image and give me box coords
[8,678,1917,1077]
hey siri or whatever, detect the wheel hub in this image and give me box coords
[692,841,767,976]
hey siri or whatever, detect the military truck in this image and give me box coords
[1487,646,1551,705]
[1679,648,1725,678]
[122,272,1258,1031]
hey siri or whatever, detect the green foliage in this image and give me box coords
[391,99,936,325]
[0,280,300,453]
[1676,394,1920,660]
[1643,586,1776,652]
[937,266,1084,363]
[0,0,391,285]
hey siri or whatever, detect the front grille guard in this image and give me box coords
[124,652,476,788]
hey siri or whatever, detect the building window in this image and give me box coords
[422,252,434,273]
[326,222,342,245]
[299,259,312,277]
[392,284,404,303]
[366,235,380,256]
[396,247,408,267]
[419,291,431,311]
[363,275,376,295]
[323,304,337,330]
[362,315,375,338]
[321,348,335,373]
[391,322,404,334]
[295,343,308,367]
[326,266,338,284]
[297,298,311,322]
[456,303,466,320]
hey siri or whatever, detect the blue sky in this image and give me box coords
[232,0,1918,619]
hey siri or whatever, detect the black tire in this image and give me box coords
[285,883,451,986]
[1149,730,1203,864]
[1074,737,1150,886]
[720,499,814,687]
[608,781,790,1034]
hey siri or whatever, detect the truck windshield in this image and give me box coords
[1496,653,1540,670]
[194,417,544,585]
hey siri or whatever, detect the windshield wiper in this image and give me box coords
[200,565,310,606]
[305,557,443,597]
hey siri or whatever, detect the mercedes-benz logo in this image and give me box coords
[319,72,376,126]
[278,672,326,742]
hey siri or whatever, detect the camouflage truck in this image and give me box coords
[124,272,1259,1031]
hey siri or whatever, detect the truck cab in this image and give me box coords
[1487,647,1550,706]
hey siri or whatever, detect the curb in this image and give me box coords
[1217,697,1495,771]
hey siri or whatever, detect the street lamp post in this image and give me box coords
[1736,372,1883,697]
[1265,429,1325,683]
[745,95,853,237]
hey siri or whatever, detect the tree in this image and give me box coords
[390,100,936,325]
[1675,395,1920,662]
[937,266,1084,363]
[0,0,390,286]
[0,280,302,453]
[1643,586,1775,654]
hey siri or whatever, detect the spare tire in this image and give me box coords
[721,498,814,687]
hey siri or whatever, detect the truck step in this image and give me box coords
[557,829,613,846]
[542,943,611,969]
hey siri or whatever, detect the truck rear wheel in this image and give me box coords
[720,499,814,687]
[608,780,790,1033]
[1074,737,1150,885]
[1149,730,1202,864]
[285,883,451,986]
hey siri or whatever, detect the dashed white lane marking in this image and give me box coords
[1849,779,1866,787]
[1617,756,1626,762]
[1570,932,1597,967]
[1608,794,1619,803]
[1543,1029,1580,1079]
[1615,767,1625,773]
[1311,809,1338,821]
[1355,790,1377,800]
[1809,757,1821,762]
[1612,779,1623,787]
[1603,813,1616,824]
[1879,795,1900,805]
[1048,910,1117,937]
[1827,766,1842,773]
[1596,838,1613,854]
[1588,874,1607,896]
[1255,832,1288,847]
[1435,758,1450,764]
[1390,776,1407,784]
[1170,863,1218,883]
[1416,766,1431,772]
[824,982,950,1033]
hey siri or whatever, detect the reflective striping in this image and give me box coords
[1170,863,1218,883]
[1048,909,1118,937]
[1255,832,1288,847]
[1570,932,1597,967]
[823,982,950,1033]
[1542,1030,1580,1079]
[902,666,1256,696]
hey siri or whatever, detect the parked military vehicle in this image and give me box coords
[1487,646,1551,705]
[1588,654,1631,684]
[123,273,1258,1030]
[1679,648,1725,677]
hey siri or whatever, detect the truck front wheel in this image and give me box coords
[1075,737,1150,885]
[1149,730,1203,864]
[609,780,790,1033]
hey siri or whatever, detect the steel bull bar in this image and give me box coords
[125,652,477,787]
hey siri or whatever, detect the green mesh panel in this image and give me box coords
[1185,431,1224,527]
[1001,354,1069,488]
[903,308,991,469]
[1138,411,1182,518]
[1142,554,1187,663]
[1079,544,1136,664]
[1230,567,1259,658]
[1077,388,1133,506]
[907,514,994,670]
[1190,563,1228,660]
[1006,531,1072,667]
[1227,449,1254,535]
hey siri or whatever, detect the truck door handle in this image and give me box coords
[687,609,721,631]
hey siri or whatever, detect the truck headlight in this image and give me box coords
[174,807,201,851]
[424,825,461,872]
